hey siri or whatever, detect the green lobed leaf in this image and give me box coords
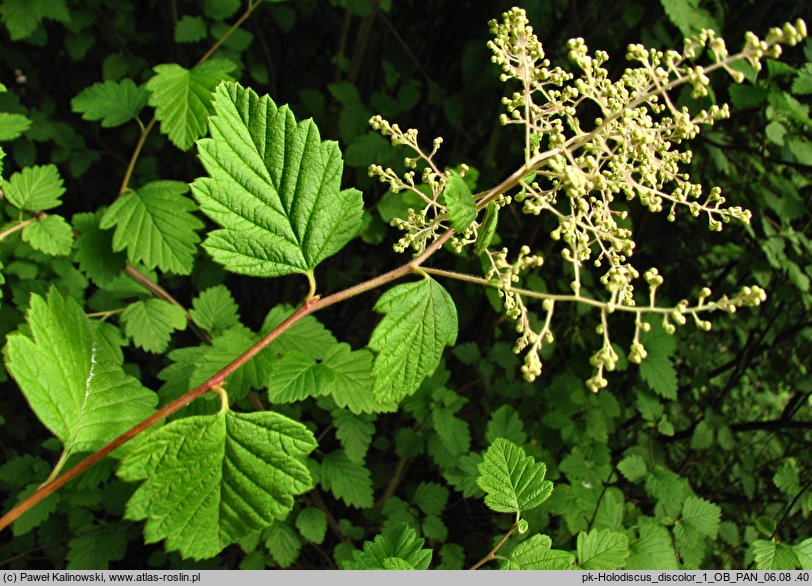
[617,454,648,483]
[72,211,127,286]
[674,496,721,541]
[204,0,240,20]
[190,325,267,401]
[444,453,485,498]
[66,525,128,570]
[2,164,65,211]
[333,410,374,463]
[100,180,203,275]
[121,298,187,353]
[421,514,447,542]
[773,459,800,495]
[22,214,73,256]
[147,59,235,150]
[577,528,630,570]
[320,343,396,414]
[660,0,719,37]
[267,351,334,403]
[0,0,69,41]
[319,449,374,508]
[477,438,553,514]
[174,15,207,43]
[626,520,678,570]
[792,65,812,95]
[639,321,678,400]
[369,278,458,403]
[501,534,575,570]
[192,81,364,279]
[260,305,337,359]
[486,405,527,446]
[264,521,302,568]
[189,285,240,335]
[793,537,812,569]
[752,540,801,570]
[296,507,327,544]
[5,289,156,456]
[413,482,449,517]
[118,410,317,560]
[0,112,32,141]
[442,170,476,231]
[71,79,149,128]
[432,408,471,456]
[341,525,432,570]
[12,482,60,536]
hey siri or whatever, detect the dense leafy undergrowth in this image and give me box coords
[0,0,810,571]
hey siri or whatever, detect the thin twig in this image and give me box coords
[469,524,517,570]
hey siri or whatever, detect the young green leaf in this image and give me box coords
[22,214,73,256]
[477,438,553,514]
[189,285,240,335]
[319,449,373,508]
[577,528,630,570]
[2,164,65,210]
[100,180,203,275]
[442,170,476,231]
[501,534,575,570]
[369,278,458,403]
[118,410,317,560]
[146,59,235,150]
[5,289,156,457]
[71,79,149,128]
[192,82,364,279]
[0,111,31,141]
[333,410,374,463]
[341,525,432,570]
[121,298,187,353]
[296,507,327,544]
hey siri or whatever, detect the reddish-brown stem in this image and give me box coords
[0,230,455,532]
[469,524,517,570]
